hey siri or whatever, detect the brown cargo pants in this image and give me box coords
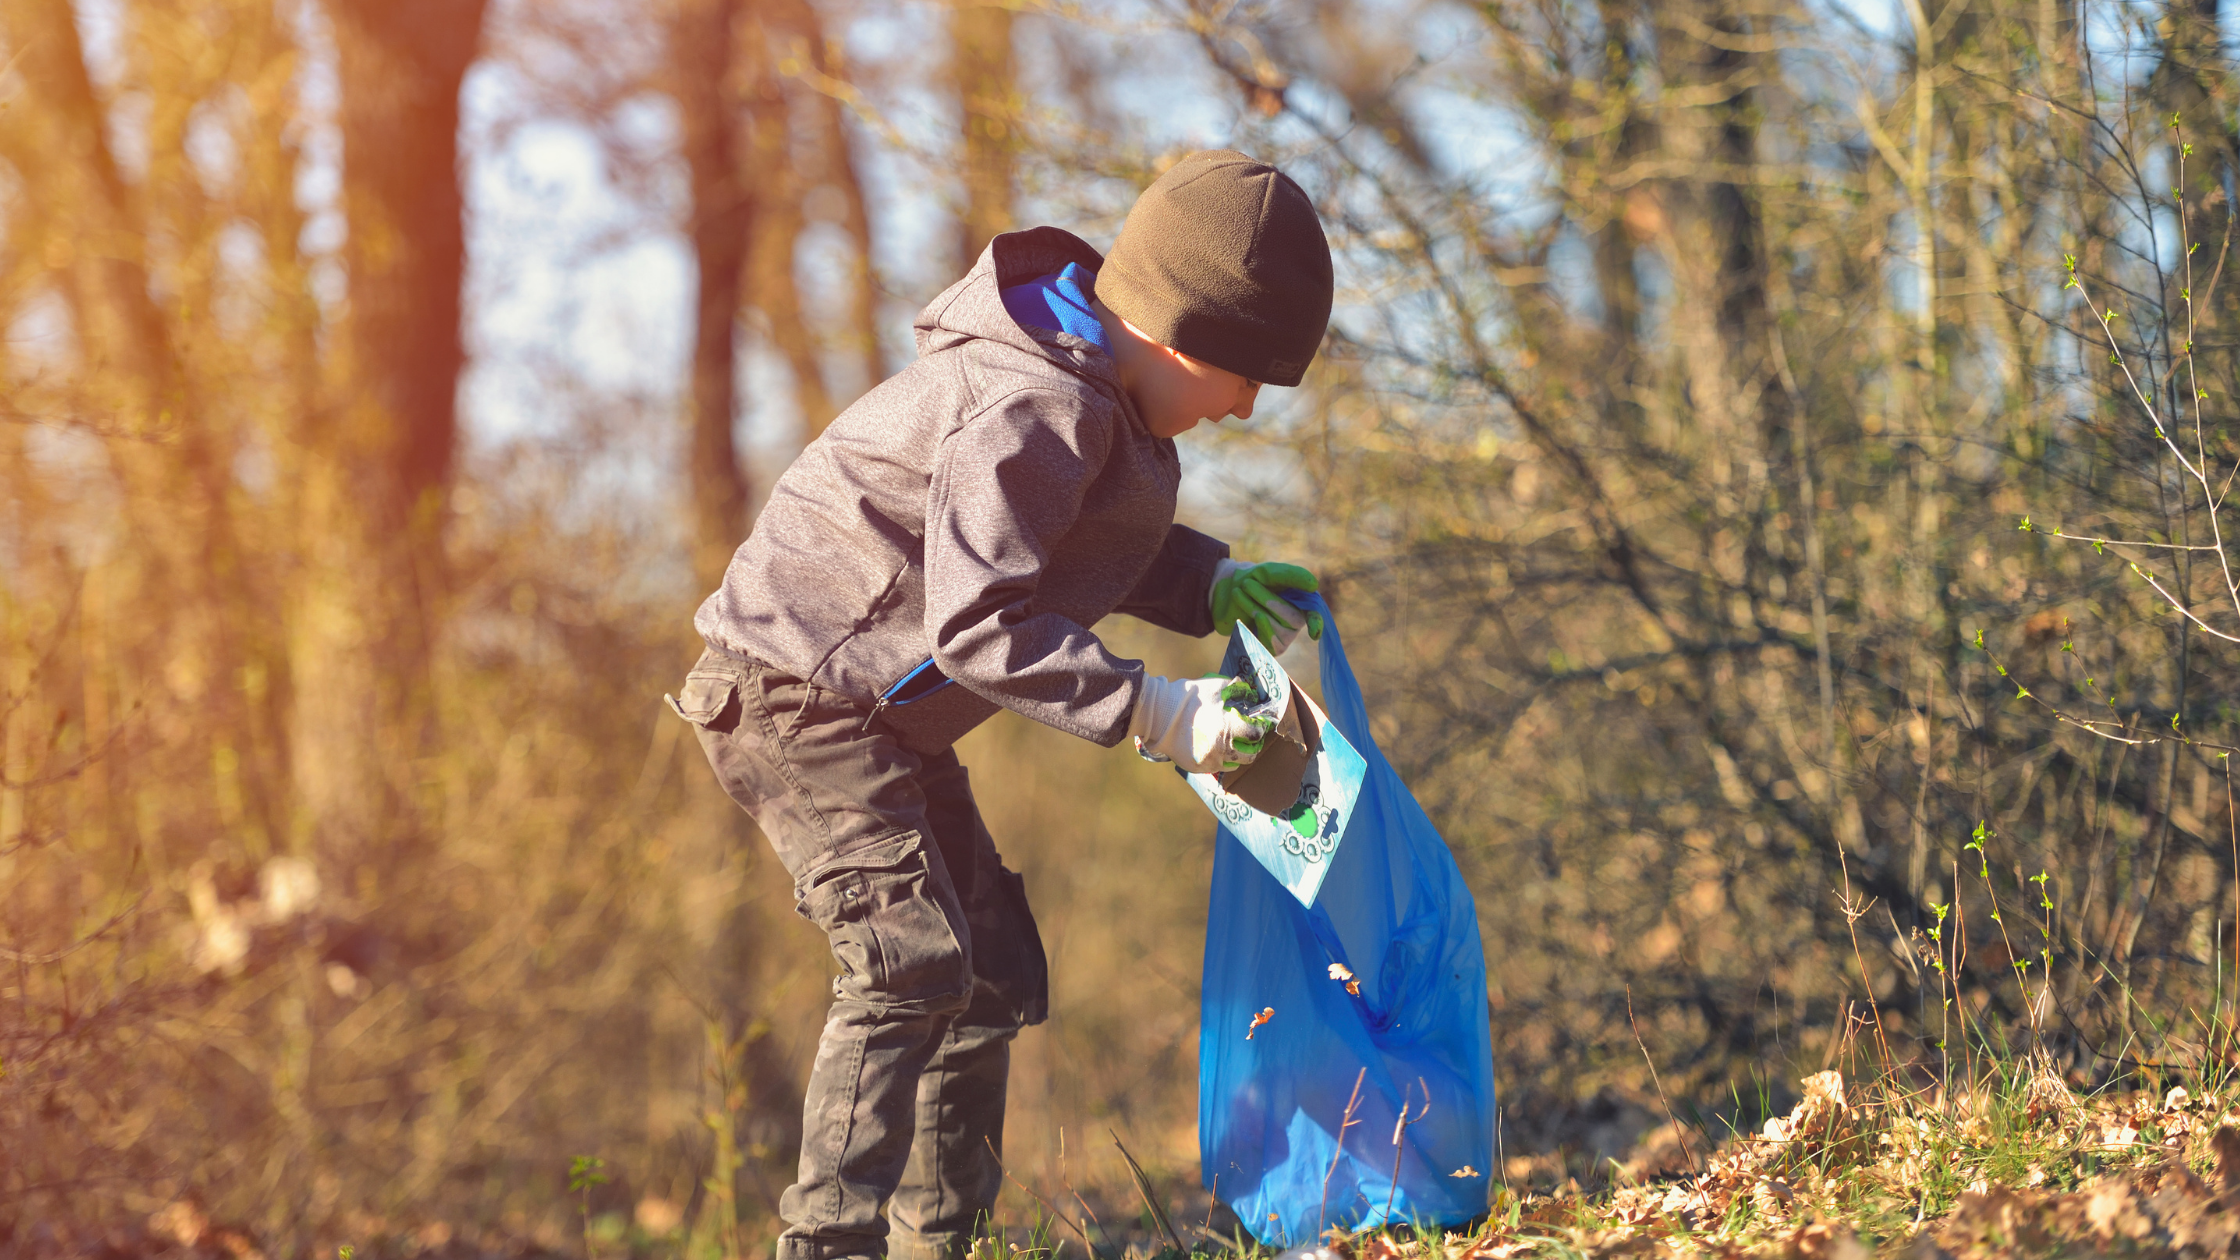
[671,648,1049,1260]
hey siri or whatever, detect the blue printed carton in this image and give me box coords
[1181,625,1366,907]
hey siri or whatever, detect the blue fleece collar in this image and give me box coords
[999,261,1111,355]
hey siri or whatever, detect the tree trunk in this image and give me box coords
[674,0,756,595]
[1586,0,1654,426]
[951,1,1016,269]
[742,14,837,443]
[330,0,482,508]
[293,0,485,850]
[791,0,892,385]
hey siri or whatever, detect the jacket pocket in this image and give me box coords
[798,832,972,1011]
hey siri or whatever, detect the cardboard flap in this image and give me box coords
[1216,692,1322,813]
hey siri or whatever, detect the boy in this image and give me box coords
[670,150,1333,1260]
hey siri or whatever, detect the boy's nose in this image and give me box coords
[1231,383,1262,420]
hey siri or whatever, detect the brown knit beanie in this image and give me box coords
[1098,150,1332,388]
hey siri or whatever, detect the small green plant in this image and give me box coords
[700,1014,756,1260]
[569,1155,608,1259]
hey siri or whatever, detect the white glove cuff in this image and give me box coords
[1129,673,1180,745]
[1210,556,1249,616]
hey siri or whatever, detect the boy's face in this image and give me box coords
[1137,348,1262,439]
[1096,303,1264,438]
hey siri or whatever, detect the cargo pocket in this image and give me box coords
[669,665,743,732]
[995,867,1050,1027]
[798,832,973,1012]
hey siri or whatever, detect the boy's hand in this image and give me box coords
[1212,560,1323,653]
[1130,674,1276,773]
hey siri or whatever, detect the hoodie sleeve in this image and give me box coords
[1115,524,1229,636]
[923,388,1145,745]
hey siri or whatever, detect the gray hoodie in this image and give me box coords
[693,227,1230,753]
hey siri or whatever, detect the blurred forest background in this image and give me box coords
[7,0,2240,1251]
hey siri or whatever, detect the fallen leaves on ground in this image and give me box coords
[1323,1062,2240,1258]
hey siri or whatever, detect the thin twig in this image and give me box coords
[985,1137,1096,1250]
[1495,1103,1508,1195]
[0,726,133,790]
[1626,986,1698,1172]
[1109,1128,1185,1254]
[1379,1081,1428,1230]
[2227,755,2238,1024]
[0,891,147,965]
[1059,1129,1115,1253]
[1319,1066,1367,1235]
[1976,639,2240,755]
[1834,845,1895,1067]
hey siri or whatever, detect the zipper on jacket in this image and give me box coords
[862,657,956,731]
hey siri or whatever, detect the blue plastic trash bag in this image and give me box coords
[1199,593,1496,1245]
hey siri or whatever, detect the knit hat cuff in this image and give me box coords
[1105,297,1306,387]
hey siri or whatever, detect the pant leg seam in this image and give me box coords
[815,1024,867,1233]
[931,1023,953,1230]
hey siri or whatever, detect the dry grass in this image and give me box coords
[32,941,2240,1260]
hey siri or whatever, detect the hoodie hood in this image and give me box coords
[916,227,1125,394]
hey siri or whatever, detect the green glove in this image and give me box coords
[1211,560,1324,652]
[1217,675,1278,767]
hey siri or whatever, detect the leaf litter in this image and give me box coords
[1294,1059,2240,1258]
